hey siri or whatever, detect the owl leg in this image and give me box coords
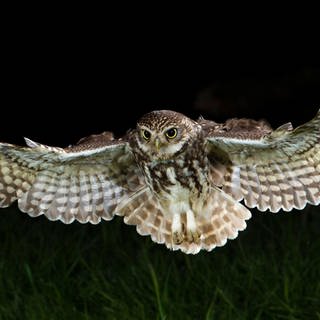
[186,210,200,243]
[172,211,201,244]
[172,213,184,244]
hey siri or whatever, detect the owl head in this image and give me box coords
[133,110,199,160]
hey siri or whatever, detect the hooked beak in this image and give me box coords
[155,138,161,151]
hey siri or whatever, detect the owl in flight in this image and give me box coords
[0,110,319,254]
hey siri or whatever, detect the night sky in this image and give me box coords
[2,37,319,147]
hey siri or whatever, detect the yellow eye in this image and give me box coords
[141,129,151,141]
[165,128,178,139]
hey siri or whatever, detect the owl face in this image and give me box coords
[134,110,198,160]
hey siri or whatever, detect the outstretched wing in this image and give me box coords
[204,110,320,212]
[0,132,145,223]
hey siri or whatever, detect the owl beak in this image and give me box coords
[155,138,161,151]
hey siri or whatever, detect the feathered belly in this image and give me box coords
[146,164,209,215]
[160,184,192,214]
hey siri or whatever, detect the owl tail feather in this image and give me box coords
[117,188,173,245]
[195,188,252,253]
[117,187,251,254]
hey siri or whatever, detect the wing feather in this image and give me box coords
[0,134,144,223]
[206,109,320,212]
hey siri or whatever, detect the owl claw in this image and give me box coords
[172,211,201,245]
[187,230,201,243]
[172,213,184,244]
[173,231,184,244]
[186,210,200,243]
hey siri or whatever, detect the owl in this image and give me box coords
[0,110,319,254]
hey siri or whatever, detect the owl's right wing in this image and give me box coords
[204,109,320,212]
[0,132,145,224]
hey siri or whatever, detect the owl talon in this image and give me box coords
[187,229,200,243]
[186,210,200,243]
[173,231,184,244]
[172,213,184,244]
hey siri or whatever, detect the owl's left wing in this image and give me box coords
[204,109,320,212]
[0,133,145,223]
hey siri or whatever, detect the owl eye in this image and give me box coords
[141,129,151,141]
[165,128,178,139]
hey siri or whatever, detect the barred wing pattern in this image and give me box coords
[206,110,320,212]
[0,134,144,223]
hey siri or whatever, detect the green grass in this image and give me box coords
[0,204,319,320]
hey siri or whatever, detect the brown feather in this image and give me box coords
[206,109,320,212]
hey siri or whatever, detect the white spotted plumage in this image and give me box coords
[0,109,319,254]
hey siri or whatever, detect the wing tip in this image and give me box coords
[24,137,41,148]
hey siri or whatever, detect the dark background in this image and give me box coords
[2,32,319,146]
